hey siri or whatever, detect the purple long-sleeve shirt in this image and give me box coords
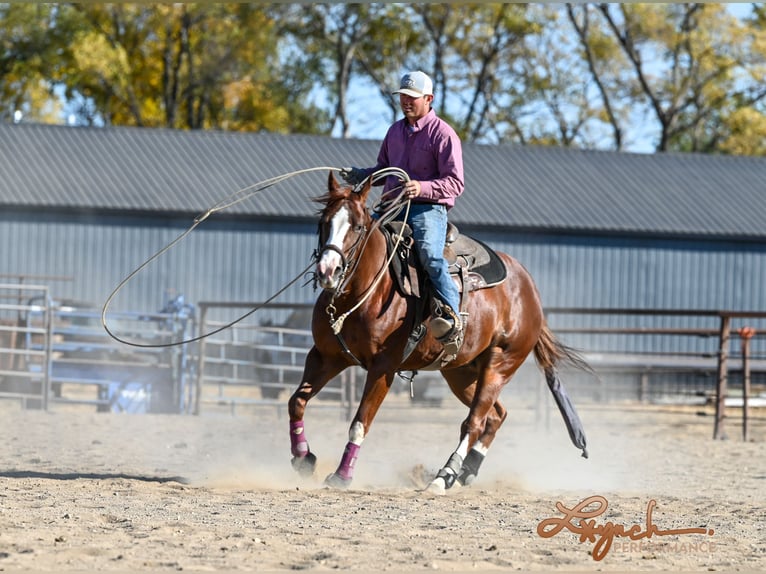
[365,108,464,209]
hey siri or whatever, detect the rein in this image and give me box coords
[102,166,345,349]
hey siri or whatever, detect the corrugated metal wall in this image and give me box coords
[3,212,765,340]
[472,230,766,311]
[469,228,766,358]
[1,212,318,327]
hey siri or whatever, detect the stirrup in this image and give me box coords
[429,316,454,340]
[439,324,464,362]
[430,305,464,365]
[430,303,461,339]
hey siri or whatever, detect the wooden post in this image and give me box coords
[739,327,755,442]
[714,315,730,440]
[640,372,649,404]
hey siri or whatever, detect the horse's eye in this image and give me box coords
[354,225,365,233]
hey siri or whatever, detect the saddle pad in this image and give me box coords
[445,235,507,287]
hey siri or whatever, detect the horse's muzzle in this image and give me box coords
[316,256,342,290]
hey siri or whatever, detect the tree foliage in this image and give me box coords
[1,2,764,155]
[2,3,329,132]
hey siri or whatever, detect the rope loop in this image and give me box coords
[102,166,344,348]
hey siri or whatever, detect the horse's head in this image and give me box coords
[314,172,373,291]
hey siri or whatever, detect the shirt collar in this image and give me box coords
[406,108,435,133]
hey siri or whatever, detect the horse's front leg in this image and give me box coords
[324,369,395,489]
[288,346,346,478]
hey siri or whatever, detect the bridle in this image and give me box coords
[313,215,368,295]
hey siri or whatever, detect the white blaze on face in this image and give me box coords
[317,205,351,288]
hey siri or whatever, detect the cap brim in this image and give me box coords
[392,88,428,98]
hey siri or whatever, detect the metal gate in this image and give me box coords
[0,283,53,408]
[193,302,359,417]
[0,283,196,413]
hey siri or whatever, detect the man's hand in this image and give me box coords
[340,167,367,185]
[403,180,421,199]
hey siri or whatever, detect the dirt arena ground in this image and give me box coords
[0,392,763,572]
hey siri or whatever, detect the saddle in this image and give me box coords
[382,220,507,302]
[382,220,507,367]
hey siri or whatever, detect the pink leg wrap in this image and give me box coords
[336,442,360,480]
[290,420,309,457]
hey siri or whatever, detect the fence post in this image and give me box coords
[193,304,208,416]
[739,327,755,442]
[42,291,52,411]
[713,315,731,440]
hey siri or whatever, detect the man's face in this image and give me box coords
[399,93,433,123]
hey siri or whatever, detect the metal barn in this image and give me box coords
[1,123,765,410]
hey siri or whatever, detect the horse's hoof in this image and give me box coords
[424,477,447,496]
[291,452,317,477]
[457,472,476,487]
[324,472,352,489]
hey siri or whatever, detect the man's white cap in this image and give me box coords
[392,71,433,98]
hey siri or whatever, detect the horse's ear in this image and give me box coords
[357,177,372,202]
[328,171,340,193]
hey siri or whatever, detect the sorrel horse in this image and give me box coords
[288,172,589,493]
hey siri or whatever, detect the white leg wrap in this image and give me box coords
[349,420,365,445]
[456,436,470,459]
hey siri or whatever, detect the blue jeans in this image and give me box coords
[395,203,461,314]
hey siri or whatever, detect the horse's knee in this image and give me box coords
[288,386,310,419]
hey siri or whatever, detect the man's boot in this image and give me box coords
[430,302,464,361]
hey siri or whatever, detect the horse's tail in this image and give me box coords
[533,322,591,459]
[533,322,593,374]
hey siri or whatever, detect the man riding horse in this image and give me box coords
[341,70,465,363]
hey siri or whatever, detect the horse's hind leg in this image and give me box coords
[428,396,508,492]
[456,399,507,486]
[437,371,508,488]
[428,349,523,494]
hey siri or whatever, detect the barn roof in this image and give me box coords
[1,121,764,241]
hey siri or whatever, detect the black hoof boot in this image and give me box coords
[456,448,485,487]
[291,452,317,477]
[324,472,352,489]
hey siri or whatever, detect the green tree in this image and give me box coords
[2,2,765,156]
[276,3,416,136]
[59,4,328,132]
[0,4,72,123]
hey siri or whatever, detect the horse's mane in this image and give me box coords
[312,185,354,215]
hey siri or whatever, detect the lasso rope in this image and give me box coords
[101,166,343,348]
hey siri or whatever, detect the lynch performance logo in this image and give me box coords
[536,495,715,561]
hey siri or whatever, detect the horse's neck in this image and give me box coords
[343,227,391,297]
